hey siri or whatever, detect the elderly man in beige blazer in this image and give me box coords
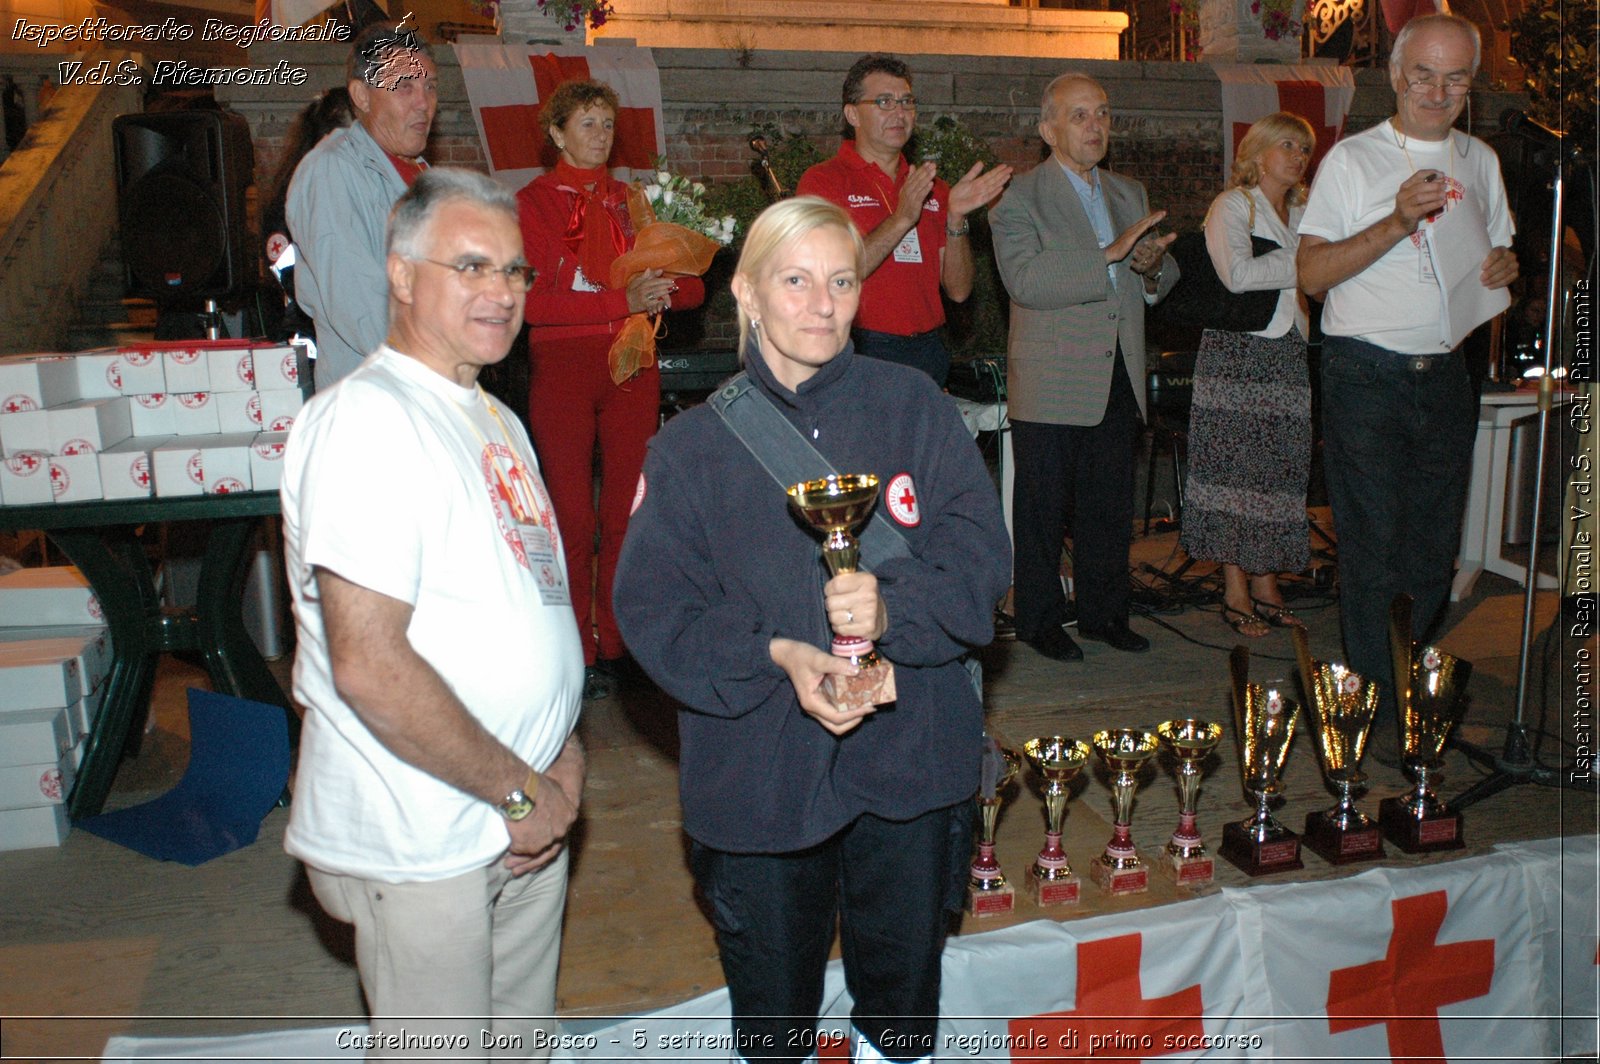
[991,72,1177,662]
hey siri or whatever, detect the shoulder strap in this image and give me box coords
[1238,186,1256,230]
[709,372,912,566]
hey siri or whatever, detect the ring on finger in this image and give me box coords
[845,609,854,623]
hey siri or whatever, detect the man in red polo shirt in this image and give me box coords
[797,54,1011,387]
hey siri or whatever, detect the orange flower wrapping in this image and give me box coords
[606,195,722,384]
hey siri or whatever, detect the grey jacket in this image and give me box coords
[990,159,1178,426]
[286,121,414,391]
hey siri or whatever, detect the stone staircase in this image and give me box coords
[61,232,159,352]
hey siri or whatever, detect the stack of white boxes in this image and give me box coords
[0,340,307,505]
[0,566,111,850]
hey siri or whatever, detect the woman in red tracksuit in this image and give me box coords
[517,79,704,699]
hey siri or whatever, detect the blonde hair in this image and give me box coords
[733,196,866,357]
[1228,112,1316,207]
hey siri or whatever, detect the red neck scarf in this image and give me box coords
[553,160,630,290]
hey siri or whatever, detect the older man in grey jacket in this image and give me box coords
[991,72,1177,662]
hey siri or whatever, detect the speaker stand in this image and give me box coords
[201,299,223,341]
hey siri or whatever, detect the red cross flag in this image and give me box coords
[454,39,665,190]
[1212,64,1355,183]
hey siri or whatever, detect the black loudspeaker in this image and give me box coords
[113,110,255,303]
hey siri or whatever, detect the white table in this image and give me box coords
[1452,388,1568,601]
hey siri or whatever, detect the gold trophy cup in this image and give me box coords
[1380,595,1470,852]
[1220,646,1305,876]
[1156,719,1224,887]
[1022,736,1091,906]
[1293,629,1385,864]
[967,738,1022,916]
[787,474,896,710]
[1089,728,1160,895]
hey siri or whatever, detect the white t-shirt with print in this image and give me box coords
[281,346,584,882]
[1299,119,1514,354]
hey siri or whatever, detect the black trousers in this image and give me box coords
[1011,350,1142,638]
[853,327,951,388]
[689,803,972,1064]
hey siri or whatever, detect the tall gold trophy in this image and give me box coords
[1220,646,1304,875]
[1293,629,1385,864]
[1380,595,1469,853]
[1022,736,1091,906]
[1156,719,1223,887]
[968,737,1022,917]
[1089,728,1159,895]
[786,474,896,710]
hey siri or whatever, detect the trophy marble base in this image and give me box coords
[966,883,1015,917]
[1379,797,1465,853]
[1088,857,1148,895]
[1304,810,1385,864]
[1219,822,1304,876]
[1160,852,1215,888]
[1028,872,1081,906]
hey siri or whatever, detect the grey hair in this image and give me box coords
[388,168,518,259]
[1390,13,1481,79]
[1040,72,1103,122]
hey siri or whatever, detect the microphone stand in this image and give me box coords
[1452,136,1597,809]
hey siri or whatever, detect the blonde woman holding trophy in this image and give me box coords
[614,197,1010,1064]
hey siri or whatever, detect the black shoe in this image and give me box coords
[1023,627,1083,662]
[596,653,644,689]
[582,665,615,701]
[993,608,1017,641]
[1078,621,1150,653]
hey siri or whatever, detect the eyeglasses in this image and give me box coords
[858,94,917,112]
[412,258,537,291]
[1405,76,1471,96]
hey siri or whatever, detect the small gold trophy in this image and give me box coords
[1293,629,1385,864]
[1380,595,1470,853]
[1220,646,1305,876]
[1155,719,1223,887]
[967,737,1022,917]
[1089,728,1159,895]
[1022,736,1091,906]
[786,474,896,710]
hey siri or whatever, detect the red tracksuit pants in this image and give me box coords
[527,331,659,666]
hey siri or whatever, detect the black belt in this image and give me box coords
[1402,355,1450,372]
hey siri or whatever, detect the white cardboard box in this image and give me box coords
[250,431,289,492]
[0,642,82,711]
[0,753,74,809]
[48,397,133,455]
[161,346,212,393]
[0,355,46,414]
[206,346,256,392]
[0,627,111,699]
[251,343,309,391]
[0,407,52,458]
[36,352,122,404]
[0,802,70,850]
[127,393,177,437]
[113,346,166,394]
[0,450,54,505]
[200,433,256,494]
[68,684,103,741]
[170,392,221,436]
[215,390,260,434]
[0,566,103,627]
[253,389,304,433]
[48,452,103,504]
[97,434,168,500]
[151,438,205,497]
[0,705,74,766]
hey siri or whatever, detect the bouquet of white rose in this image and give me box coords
[640,167,739,246]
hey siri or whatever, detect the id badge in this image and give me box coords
[893,227,923,264]
[517,523,569,605]
[1418,231,1438,284]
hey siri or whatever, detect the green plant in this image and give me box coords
[907,114,1000,188]
[469,0,615,31]
[1503,0,1597,146]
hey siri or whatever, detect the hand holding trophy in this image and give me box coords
[787,474,896,710]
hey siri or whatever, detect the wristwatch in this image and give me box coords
[497,770,539,821]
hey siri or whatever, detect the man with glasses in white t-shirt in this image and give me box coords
[1297,12,1518,745]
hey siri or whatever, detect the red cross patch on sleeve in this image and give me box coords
[886,472,921,527]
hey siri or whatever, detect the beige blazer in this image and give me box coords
[990,159,1177,426]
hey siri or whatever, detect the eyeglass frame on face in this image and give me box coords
[1404,74,1471,96]
[410,256,537,291]
[857,93,917,112]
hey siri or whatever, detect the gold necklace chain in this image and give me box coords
[1394,122,1454,184]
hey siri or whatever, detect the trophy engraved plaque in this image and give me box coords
[1380,595,1470,853]
[1220,646,1305,876]
[968,738,1022,916]
[787,474,895,710]
[1022,736,1091,906]
[1156,719,1223,886]
[1089,728,1159,895]
[1294,629,1385,864]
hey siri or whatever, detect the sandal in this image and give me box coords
[1252,598,1306,630]
[1222,604,1270,638]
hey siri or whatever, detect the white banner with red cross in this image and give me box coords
[1211,64,1356,185]
[452,38,664,192]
